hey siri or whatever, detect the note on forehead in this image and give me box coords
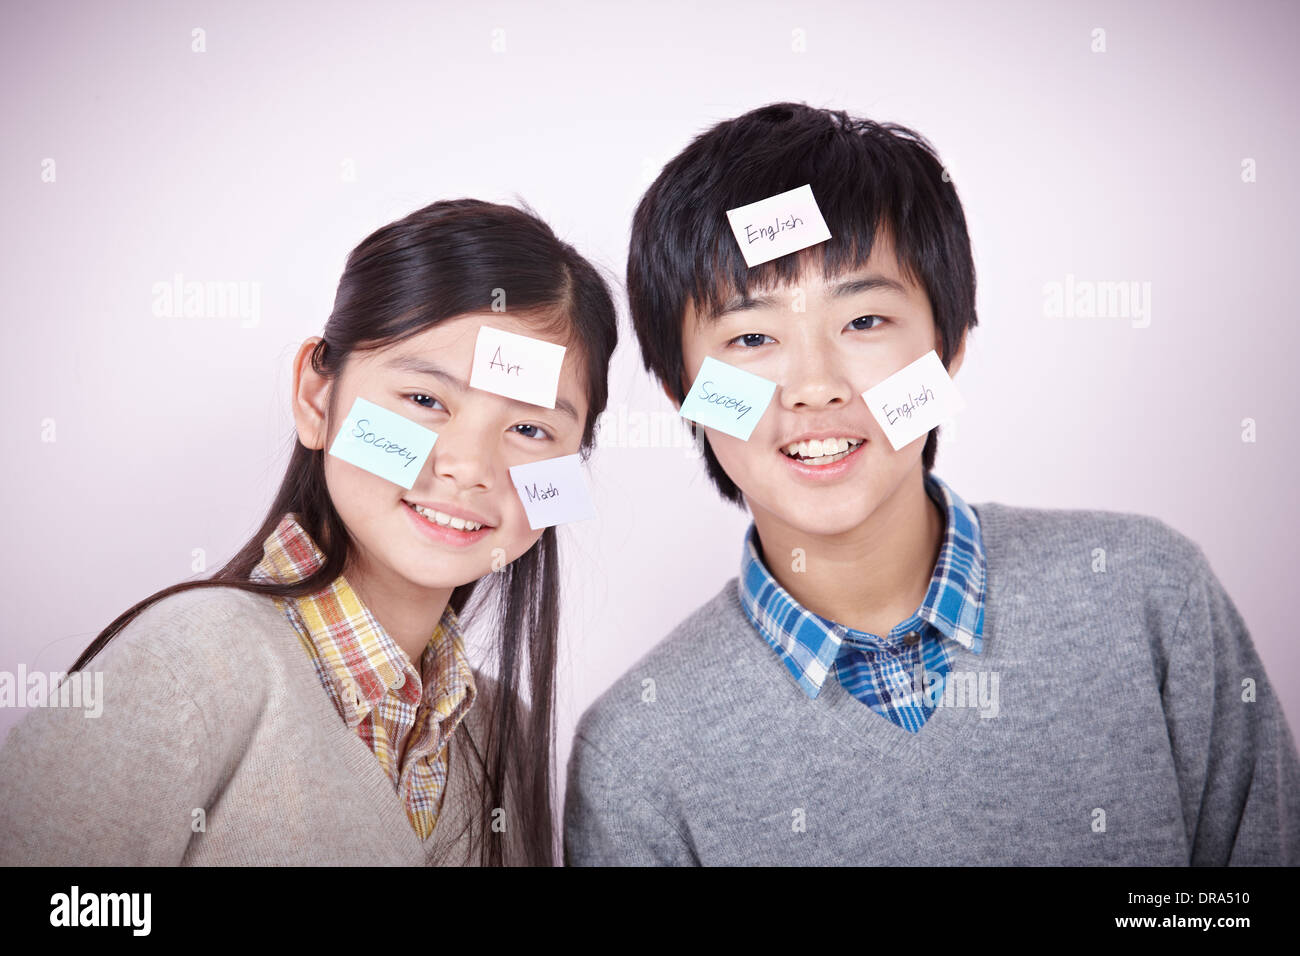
[509,453,596,530]
[469,325,567,409]
[725,184,833,268]
[328,397,438,489]
[678,355,777,441]
[861,350,965,451]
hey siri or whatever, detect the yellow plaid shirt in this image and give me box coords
[250,513,477,839]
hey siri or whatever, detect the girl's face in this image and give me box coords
[293,312,589,597]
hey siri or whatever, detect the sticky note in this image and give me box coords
[508,453,596,530]
[678,355,777,441]
[860,350,965,451]
[328,397,438,489]
[469,326,567,409]
[725,184,833,268]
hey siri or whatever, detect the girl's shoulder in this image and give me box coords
[96,585,290,694]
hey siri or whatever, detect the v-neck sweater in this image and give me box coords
[0,586,529,865]
[563,500,1300,865]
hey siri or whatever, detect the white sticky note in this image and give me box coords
[861,350,965,451]
[725,184,833,268]
[508,453,596,530]
[469,326,567,409]
[678,355,777,441]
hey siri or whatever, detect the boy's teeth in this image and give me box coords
[782,437,860,459]
[409,502,482,531]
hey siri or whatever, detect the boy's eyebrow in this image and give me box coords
[713,274,912,319]
[383,355,580,422]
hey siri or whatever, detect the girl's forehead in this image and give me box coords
[397,310,576,351]
[341,316,590,418]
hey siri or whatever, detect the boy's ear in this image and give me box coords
[660,375,683,412]
[946,330,968,379]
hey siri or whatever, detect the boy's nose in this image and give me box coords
[779,351,854,409]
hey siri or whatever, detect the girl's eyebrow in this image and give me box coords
[384,355,580,422]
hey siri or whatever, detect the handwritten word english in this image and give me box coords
[882,384,937,426]
[744,213,805,246]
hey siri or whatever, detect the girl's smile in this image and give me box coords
[401,497,495,548]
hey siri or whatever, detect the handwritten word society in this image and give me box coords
[349,419,421,469]
[695,380,754,420]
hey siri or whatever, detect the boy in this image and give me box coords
[563,102,1300,865]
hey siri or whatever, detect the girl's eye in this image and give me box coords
[727,332,775,348]
[846,315,885,332]
[407,393,446,411]
[511,423,552,441]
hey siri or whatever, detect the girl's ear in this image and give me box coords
[291,337,333,450]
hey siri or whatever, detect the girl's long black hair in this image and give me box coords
[69,198,618,866]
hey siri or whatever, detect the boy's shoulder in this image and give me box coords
[972,498,1211,586]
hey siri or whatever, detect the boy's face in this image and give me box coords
[673,230,964,541]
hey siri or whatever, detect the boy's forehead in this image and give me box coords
[690,239,919,325]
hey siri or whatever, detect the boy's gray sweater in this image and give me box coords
[564,501,1300,865]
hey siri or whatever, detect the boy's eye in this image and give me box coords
[407,393,446,411]
[846,315,885,331]
[511,423,552,441]
[728,332,775,348]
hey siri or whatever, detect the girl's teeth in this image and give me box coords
[410,502,482,531]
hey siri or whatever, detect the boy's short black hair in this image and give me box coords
[627,101,978,505]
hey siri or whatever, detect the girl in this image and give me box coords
[0,198,617,866]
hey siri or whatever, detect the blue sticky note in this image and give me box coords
[678,356,777,441]
[328,397,438,489]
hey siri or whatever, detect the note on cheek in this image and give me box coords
[508,454,597,530]
[860,350,965,451]
[328,397,438,490]
[469,326,567,409]
[725,184,833,268]
[678,355,777,441]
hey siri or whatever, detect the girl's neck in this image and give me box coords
[342,553,455,665]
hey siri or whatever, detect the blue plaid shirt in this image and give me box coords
[737,471,986,733]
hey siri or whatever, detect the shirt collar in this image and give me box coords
[736,471,986,699]
[249,513,476,727]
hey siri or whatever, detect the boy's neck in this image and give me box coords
[750,470,946,639]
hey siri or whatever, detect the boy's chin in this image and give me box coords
[749,493,878,540]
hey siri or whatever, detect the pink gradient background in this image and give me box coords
[3,1,1297,798]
